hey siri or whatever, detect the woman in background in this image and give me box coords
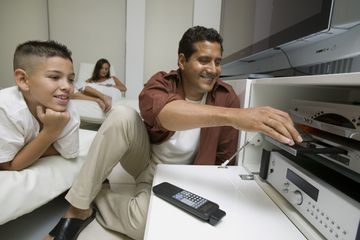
[86,58,126,93]
[71,58,126,112]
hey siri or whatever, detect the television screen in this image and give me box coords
[221,0,333,64]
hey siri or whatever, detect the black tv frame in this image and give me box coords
[222,0,333,64]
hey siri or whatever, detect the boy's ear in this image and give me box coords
[178,53,186,70]
[14,69,29,91]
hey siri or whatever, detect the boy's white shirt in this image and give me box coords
[151,93,207,165]
[0,86,80,163]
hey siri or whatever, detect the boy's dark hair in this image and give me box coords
[178,26,223,61]
[13,40,72,71]
[91,58,111,81]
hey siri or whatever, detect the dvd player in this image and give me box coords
[264,133,360,176]
[290,99,360,141]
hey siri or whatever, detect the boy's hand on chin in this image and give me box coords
[36,105,70,137]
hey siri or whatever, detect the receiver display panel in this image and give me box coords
[286,169,319,201]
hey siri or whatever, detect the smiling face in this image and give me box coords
[15,56,75,114]
[99,63,110,78]
[179,41,222,101]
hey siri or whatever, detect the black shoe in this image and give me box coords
[48,208,96,240]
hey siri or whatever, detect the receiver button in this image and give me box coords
[289,190,303,205]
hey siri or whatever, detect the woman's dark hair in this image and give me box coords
[178,26,223,61]
[90,58,111,81]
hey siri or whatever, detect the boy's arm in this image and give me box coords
[0,129,60,170]
[0,106,70,171]
[42,144,60,157]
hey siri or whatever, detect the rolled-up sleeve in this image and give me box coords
[139,71,183,143]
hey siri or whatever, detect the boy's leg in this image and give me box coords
[65,105,151,210]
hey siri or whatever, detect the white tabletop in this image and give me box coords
[144,164,306,240]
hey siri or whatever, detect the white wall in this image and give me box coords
[127,0,223,98]
[125,0,146,99]
[0,0,126,89]
[0,0,224,95]
[0,0,48,88]
[193,0,222,31]
[48,0,126,84]
[143,0,194,83]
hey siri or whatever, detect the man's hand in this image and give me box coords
[229,106,302,145]
[36,106,70,137]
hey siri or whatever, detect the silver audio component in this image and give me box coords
[265,151,360,240]
[264,134,360,176]
[290,99,360,141]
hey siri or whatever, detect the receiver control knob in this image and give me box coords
[289,190,303,205]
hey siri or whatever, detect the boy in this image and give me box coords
[0,40,80,171]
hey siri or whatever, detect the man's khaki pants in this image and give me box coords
[65,105,155,240]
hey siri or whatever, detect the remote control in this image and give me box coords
[152,182,226,225]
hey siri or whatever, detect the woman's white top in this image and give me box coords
[83,78,122,103]
[0,86,80,163]
[151,93,207,165]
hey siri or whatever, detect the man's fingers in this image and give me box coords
[265,118,291,139]
[258,108,302,145]
[274,114,302,143]
[262,125,295,145]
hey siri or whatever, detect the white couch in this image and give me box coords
[0,129,97,225]
[0,128,135,239]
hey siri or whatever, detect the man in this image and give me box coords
[47,26,301,240]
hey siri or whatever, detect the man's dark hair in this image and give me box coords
[178,26,223,61]
[13,40,72,71]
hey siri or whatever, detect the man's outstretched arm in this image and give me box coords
[157,100,302,146]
